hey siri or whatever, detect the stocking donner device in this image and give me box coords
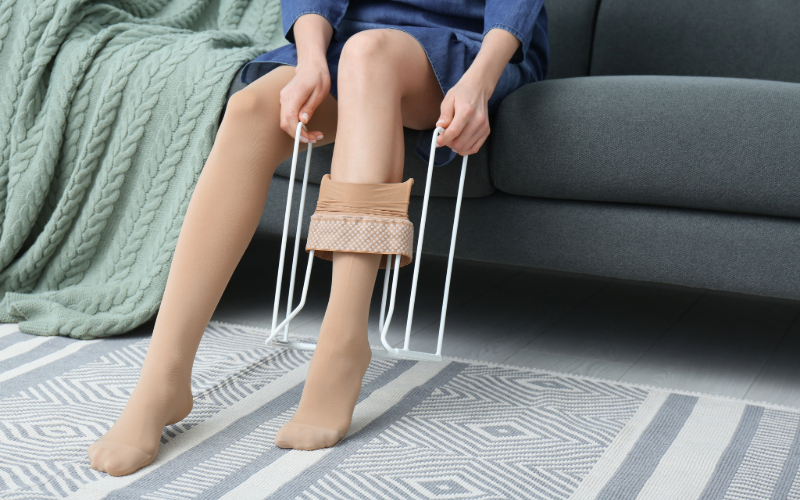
[266,121,468,362]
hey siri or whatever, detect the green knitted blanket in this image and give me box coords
[0,0,283,338]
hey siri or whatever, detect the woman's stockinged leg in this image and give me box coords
[275,29,444,451]
[87,65,338,476]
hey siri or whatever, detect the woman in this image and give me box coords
[87,0,548,476]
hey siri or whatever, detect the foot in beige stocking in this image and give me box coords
[275,252,380,450]
[85,64,337,473]
[274,175,414,451]
[87,369,193,476]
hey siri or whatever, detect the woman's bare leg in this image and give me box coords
[275,29,445,450]
[88,65,339,476]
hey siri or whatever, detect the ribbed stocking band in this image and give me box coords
[306,174,415,268]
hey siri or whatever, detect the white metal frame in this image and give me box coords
[266,121,468,362]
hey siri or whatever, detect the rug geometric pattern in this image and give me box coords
[294,366,646,500]
[3,321,800,500]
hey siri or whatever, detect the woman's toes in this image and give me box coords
[88,442,108,472]
[87,441,154,476]
[274,422,343,451]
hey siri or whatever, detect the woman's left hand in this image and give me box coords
[434,75,493,156]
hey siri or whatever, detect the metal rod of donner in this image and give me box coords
[402,127,468,353]
[268,121,311,344]
[437,154,468,356]
[283,132,314,339]
[269,121,468,364]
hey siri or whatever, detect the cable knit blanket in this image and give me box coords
[0,0,282,338]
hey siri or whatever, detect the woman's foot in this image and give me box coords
[88,368,194,476]
[275,252,380,451]
[275,336,373,451]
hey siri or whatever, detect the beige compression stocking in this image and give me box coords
[274,174,414,450]
[87,104,282,477]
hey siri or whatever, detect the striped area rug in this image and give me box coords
[2,321,800,499]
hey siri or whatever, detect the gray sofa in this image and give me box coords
[229,0,800,301]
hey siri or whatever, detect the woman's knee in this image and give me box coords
[219,85,299,168]
[339,30,398,78]
[225,85,279,123]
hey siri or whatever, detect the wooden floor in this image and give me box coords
[210,234,800,409]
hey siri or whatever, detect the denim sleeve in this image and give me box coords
[282,0,350,44]
[483,0,545,64]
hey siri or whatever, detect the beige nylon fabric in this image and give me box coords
[306,174,415,268]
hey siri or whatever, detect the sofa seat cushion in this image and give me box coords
[490,75,800,219]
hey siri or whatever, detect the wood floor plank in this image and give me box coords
[520,279,703,364]
[744,312,800,408]
[619,291,800,398]
[398,270,608,363]
[503,349,631,381]
[365,255,520,350]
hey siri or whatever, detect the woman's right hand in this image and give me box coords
[279,60,330,144]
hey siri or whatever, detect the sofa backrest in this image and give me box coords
[543,0,600,80]
[589,0,800,84]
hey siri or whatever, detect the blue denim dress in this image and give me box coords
[241,0,549,166]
